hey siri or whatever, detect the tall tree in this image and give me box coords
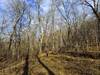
[81,0,100,42]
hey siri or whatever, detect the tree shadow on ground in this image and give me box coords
[37,55,55,75]
[22,54,29,75]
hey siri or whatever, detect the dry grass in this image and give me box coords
[0,52,100,75]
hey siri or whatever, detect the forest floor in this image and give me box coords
[0,51,100,75]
